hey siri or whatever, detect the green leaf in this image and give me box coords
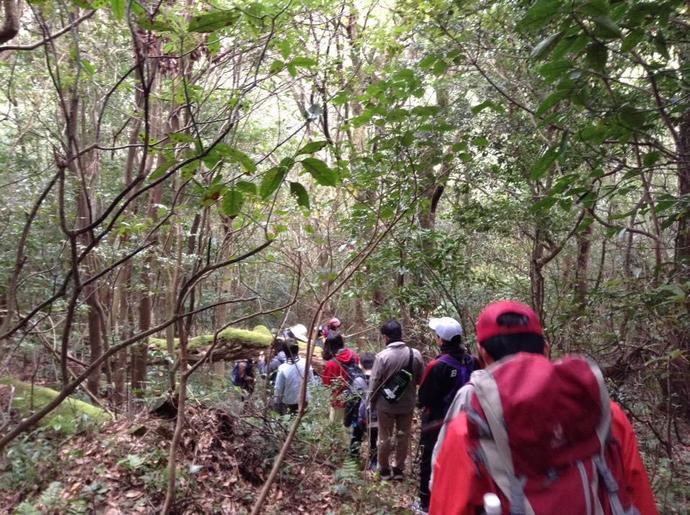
[301,158,337,186]
[531,196,558,213]
[188,10,239,33]
[578,0,609,16]
[81,59,96,76]
[111,0,125,20]
[652,32,670,60]
[643,151,660,167]
[471,100,504,115]
[259,167,287,199]
[235,180,257,196]
[531,147,559,180]
[221,189,244,217]
[472,136,489,148]
[269,60,285,74]
[419,55,438,70]
[169,132,196,144]
[432,59,448,76]
[216,144,256,174]
[621,30,644,52]
[530,31,564,60]
[289,182,310,209]
[618,105,645,129]
[291,56,317,68]
[149,158,175,181]
[592,15,621,38]
[536,90,568,115]
[296,141,328,155]
[585,42,608,71]
[538,60,571,82]
[520,0,561,30]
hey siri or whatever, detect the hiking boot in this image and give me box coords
[378,468,393,480]
[392,467,404,481]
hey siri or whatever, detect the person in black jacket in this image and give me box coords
[414,317,478,514]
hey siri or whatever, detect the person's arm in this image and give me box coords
[418,360,440,408]
[274,368,285,405]
[413,349,425,385]
[322,361,335,386]
[611,402,658,515]
[430,383,475,489]
[368,356,383,404]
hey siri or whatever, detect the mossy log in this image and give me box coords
[0,377,109,429]
[148,325,274,364]
[148,324,324,370]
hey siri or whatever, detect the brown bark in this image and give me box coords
[85,284,103,395]
[0,0,20,45]
[111,260,131,405]
[672,79,690,418]
[530,227,546,321]
[131,286,151,396]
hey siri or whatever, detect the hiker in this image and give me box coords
[350,352,377,463]
[231,359,257,395]
[322,333,361,425]
[323,317,342,339]
[430,300,658,515]
[273,341,314,415]
[268,324,308,383]
[368,320,424,480]
[414,317,477,513]
[320,318,342,360]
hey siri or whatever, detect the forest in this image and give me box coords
[0,0,689,513]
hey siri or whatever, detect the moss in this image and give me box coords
[252,325,272,337]
[0,377,109,431]
[149,326,273,352]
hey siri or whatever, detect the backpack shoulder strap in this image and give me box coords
[473,369,536,515]
[404,347,413,372]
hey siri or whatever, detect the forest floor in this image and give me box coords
[1,377,689,514]
[0,383,417,514]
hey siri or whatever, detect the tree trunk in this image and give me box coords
[131,285,151,396]
[672,85,690,418]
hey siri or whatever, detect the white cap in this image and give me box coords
[289,324,308,342]
[428,317,463,341]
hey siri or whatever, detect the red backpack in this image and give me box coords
[465,353,639,515]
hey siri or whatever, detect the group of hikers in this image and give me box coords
[234,301,658,515]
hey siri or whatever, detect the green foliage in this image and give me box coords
[188,9,240,33]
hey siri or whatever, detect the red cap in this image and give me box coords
[328,317,341,329]
[476,300,543,344]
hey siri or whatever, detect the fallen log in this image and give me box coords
[0,377,109,432]
[147,325,324,371]
[148,325,273,364]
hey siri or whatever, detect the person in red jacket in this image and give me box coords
[430,300,657,515]
[322,333,360,425]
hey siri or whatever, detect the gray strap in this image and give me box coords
[577,460,594,515]
[586,358,612,448]
[509,476,528,515]
[466,407,492,438]
[474,369,535,515]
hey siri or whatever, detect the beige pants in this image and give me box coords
[377,410,414,471]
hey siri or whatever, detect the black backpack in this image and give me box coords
[334,359,367,427]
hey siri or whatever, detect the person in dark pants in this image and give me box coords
[415,317,477,514]
[349,352,377,466]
